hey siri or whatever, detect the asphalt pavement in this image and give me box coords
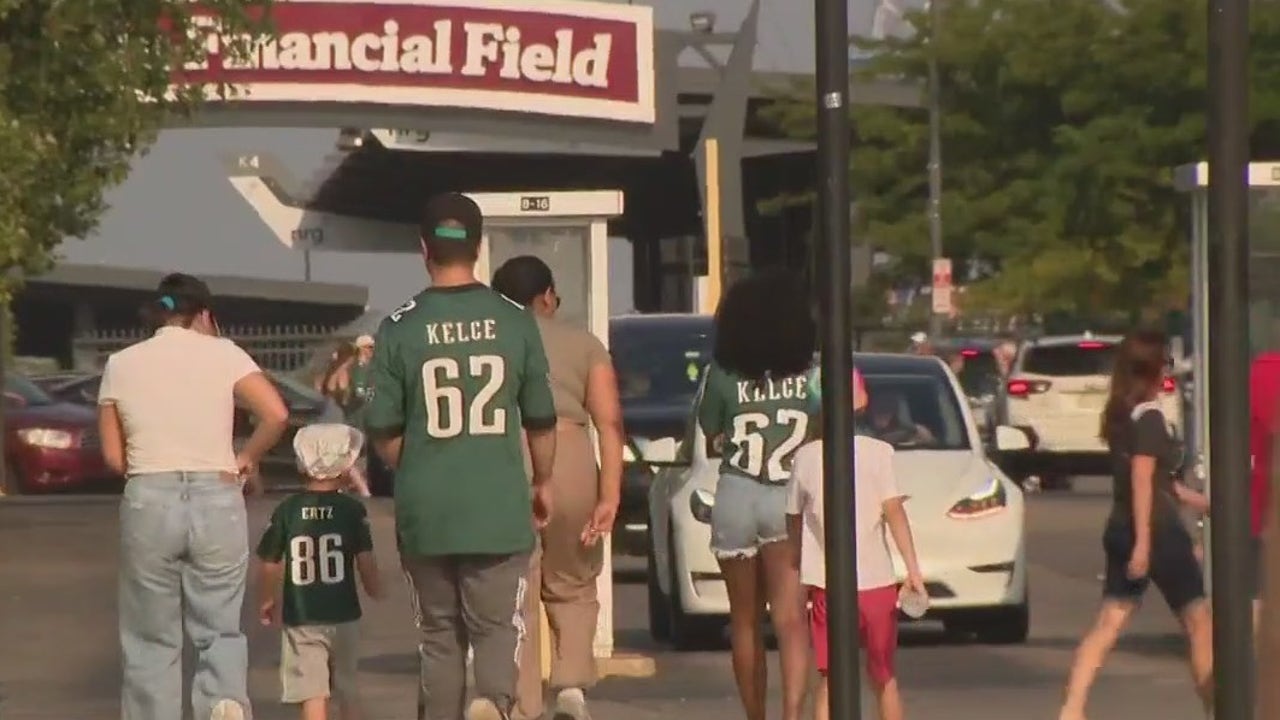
[0,478,1213,720]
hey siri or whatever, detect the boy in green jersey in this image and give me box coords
[366,192,558,720]
[257,424,383,720]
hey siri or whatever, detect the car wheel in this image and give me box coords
[646,537,671,642]
[0,463,22,496]
[972,601,1030,645]
[367,456,394,498]
[667,527,726,651]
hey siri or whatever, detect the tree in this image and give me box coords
[0,0,269,284]
[0,0,268,493]
[765,0,1280,317]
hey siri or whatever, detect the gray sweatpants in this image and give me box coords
[403,552,531,720]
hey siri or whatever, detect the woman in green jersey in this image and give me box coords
[698,270,817,720]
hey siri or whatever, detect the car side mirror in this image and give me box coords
[3,392,26,409]
[993,425,1033,453]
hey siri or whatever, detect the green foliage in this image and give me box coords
[764,0,1280,317]
[0,0,270,294]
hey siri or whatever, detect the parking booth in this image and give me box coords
[470,190,621,668]
[1174,161,1280,586]
[231,176,624,669]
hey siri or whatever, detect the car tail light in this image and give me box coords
[1078,341,1108,349]
[1007,378,1051,397]
[1162,377,1176,394]
[961,349,979,357]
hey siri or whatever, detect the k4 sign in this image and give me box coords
[176,0,656,123]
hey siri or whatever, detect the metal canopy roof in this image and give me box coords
[31,263,368,308]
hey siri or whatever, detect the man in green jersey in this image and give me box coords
[257,424,383,720]
[365,192,558,720]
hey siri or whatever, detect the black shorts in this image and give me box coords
[1103,520,1205,613]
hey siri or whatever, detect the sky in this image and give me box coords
[53,0,922,315]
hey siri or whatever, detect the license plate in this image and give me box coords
[1075,394,1106,410]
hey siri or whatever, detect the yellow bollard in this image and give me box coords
[539,601,552,680]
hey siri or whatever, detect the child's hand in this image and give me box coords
[259,598,279,627]
[905,569,926,598]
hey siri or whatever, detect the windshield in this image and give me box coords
[7,375,55,406]
[860,372,971,450]
[1020,343,1117,376]
[610,320,714,408]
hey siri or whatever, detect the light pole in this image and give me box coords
[1206,0,1251,716]
[926,0,944,339]
[814,1,859,719]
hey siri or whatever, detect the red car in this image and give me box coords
[2,374,118,494]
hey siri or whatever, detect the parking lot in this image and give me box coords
[0,478,1213,720]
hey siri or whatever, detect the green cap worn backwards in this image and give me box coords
[434,225,470,240]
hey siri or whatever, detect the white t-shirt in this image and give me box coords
[785,435,903,590]
[98,326,262,475]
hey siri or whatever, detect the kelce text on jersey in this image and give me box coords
[427,319,498,345]
[736,376,809,404]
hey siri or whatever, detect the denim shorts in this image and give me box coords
[710,471,790,559]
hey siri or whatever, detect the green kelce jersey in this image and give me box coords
[697,362,815,484]
[365,284,557,557]
[256,491,373,627]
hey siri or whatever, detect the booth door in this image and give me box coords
[1250,189,1280,355]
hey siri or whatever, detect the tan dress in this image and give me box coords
[515,315,611,717]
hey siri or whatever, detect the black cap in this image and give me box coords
[491,255,554,306]
[155,272,212,314]
[421,192,483,242]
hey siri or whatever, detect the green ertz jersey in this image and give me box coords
[697,362,815,484]
[256,491,373,626]
[365,284,557,557]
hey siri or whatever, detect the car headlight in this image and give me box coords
[689,488,715,524]
[16,427,76,450]
[946,476,1008,520]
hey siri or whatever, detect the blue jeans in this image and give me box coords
[119,473,250,720]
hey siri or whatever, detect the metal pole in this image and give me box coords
[704,138,724,314]
[1206,0,1251,716]
[926,0,944,339]
[303,249,313,282]
[815,1,858,719]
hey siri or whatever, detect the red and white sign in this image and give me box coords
[931,257,952,315]
[176,0,656,123]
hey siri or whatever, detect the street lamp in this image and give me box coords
[1205,0,1251,717]
[689,11,716,34]
[926,0,944,339]
[814,2,859,720]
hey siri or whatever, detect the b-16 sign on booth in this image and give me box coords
[176,0,656,123]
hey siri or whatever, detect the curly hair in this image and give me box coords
[712,268,817,380]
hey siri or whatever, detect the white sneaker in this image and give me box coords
[552,688,589,720]
[210,700,245,720]
[465,697,508,720]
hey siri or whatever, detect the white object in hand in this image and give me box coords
[898,586,930,619]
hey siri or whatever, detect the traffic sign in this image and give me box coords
[932,257,953,314]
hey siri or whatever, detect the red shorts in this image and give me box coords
[807,584,899,684]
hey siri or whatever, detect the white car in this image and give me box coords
[1000,333,1182,484]
[642,353,1033,650]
